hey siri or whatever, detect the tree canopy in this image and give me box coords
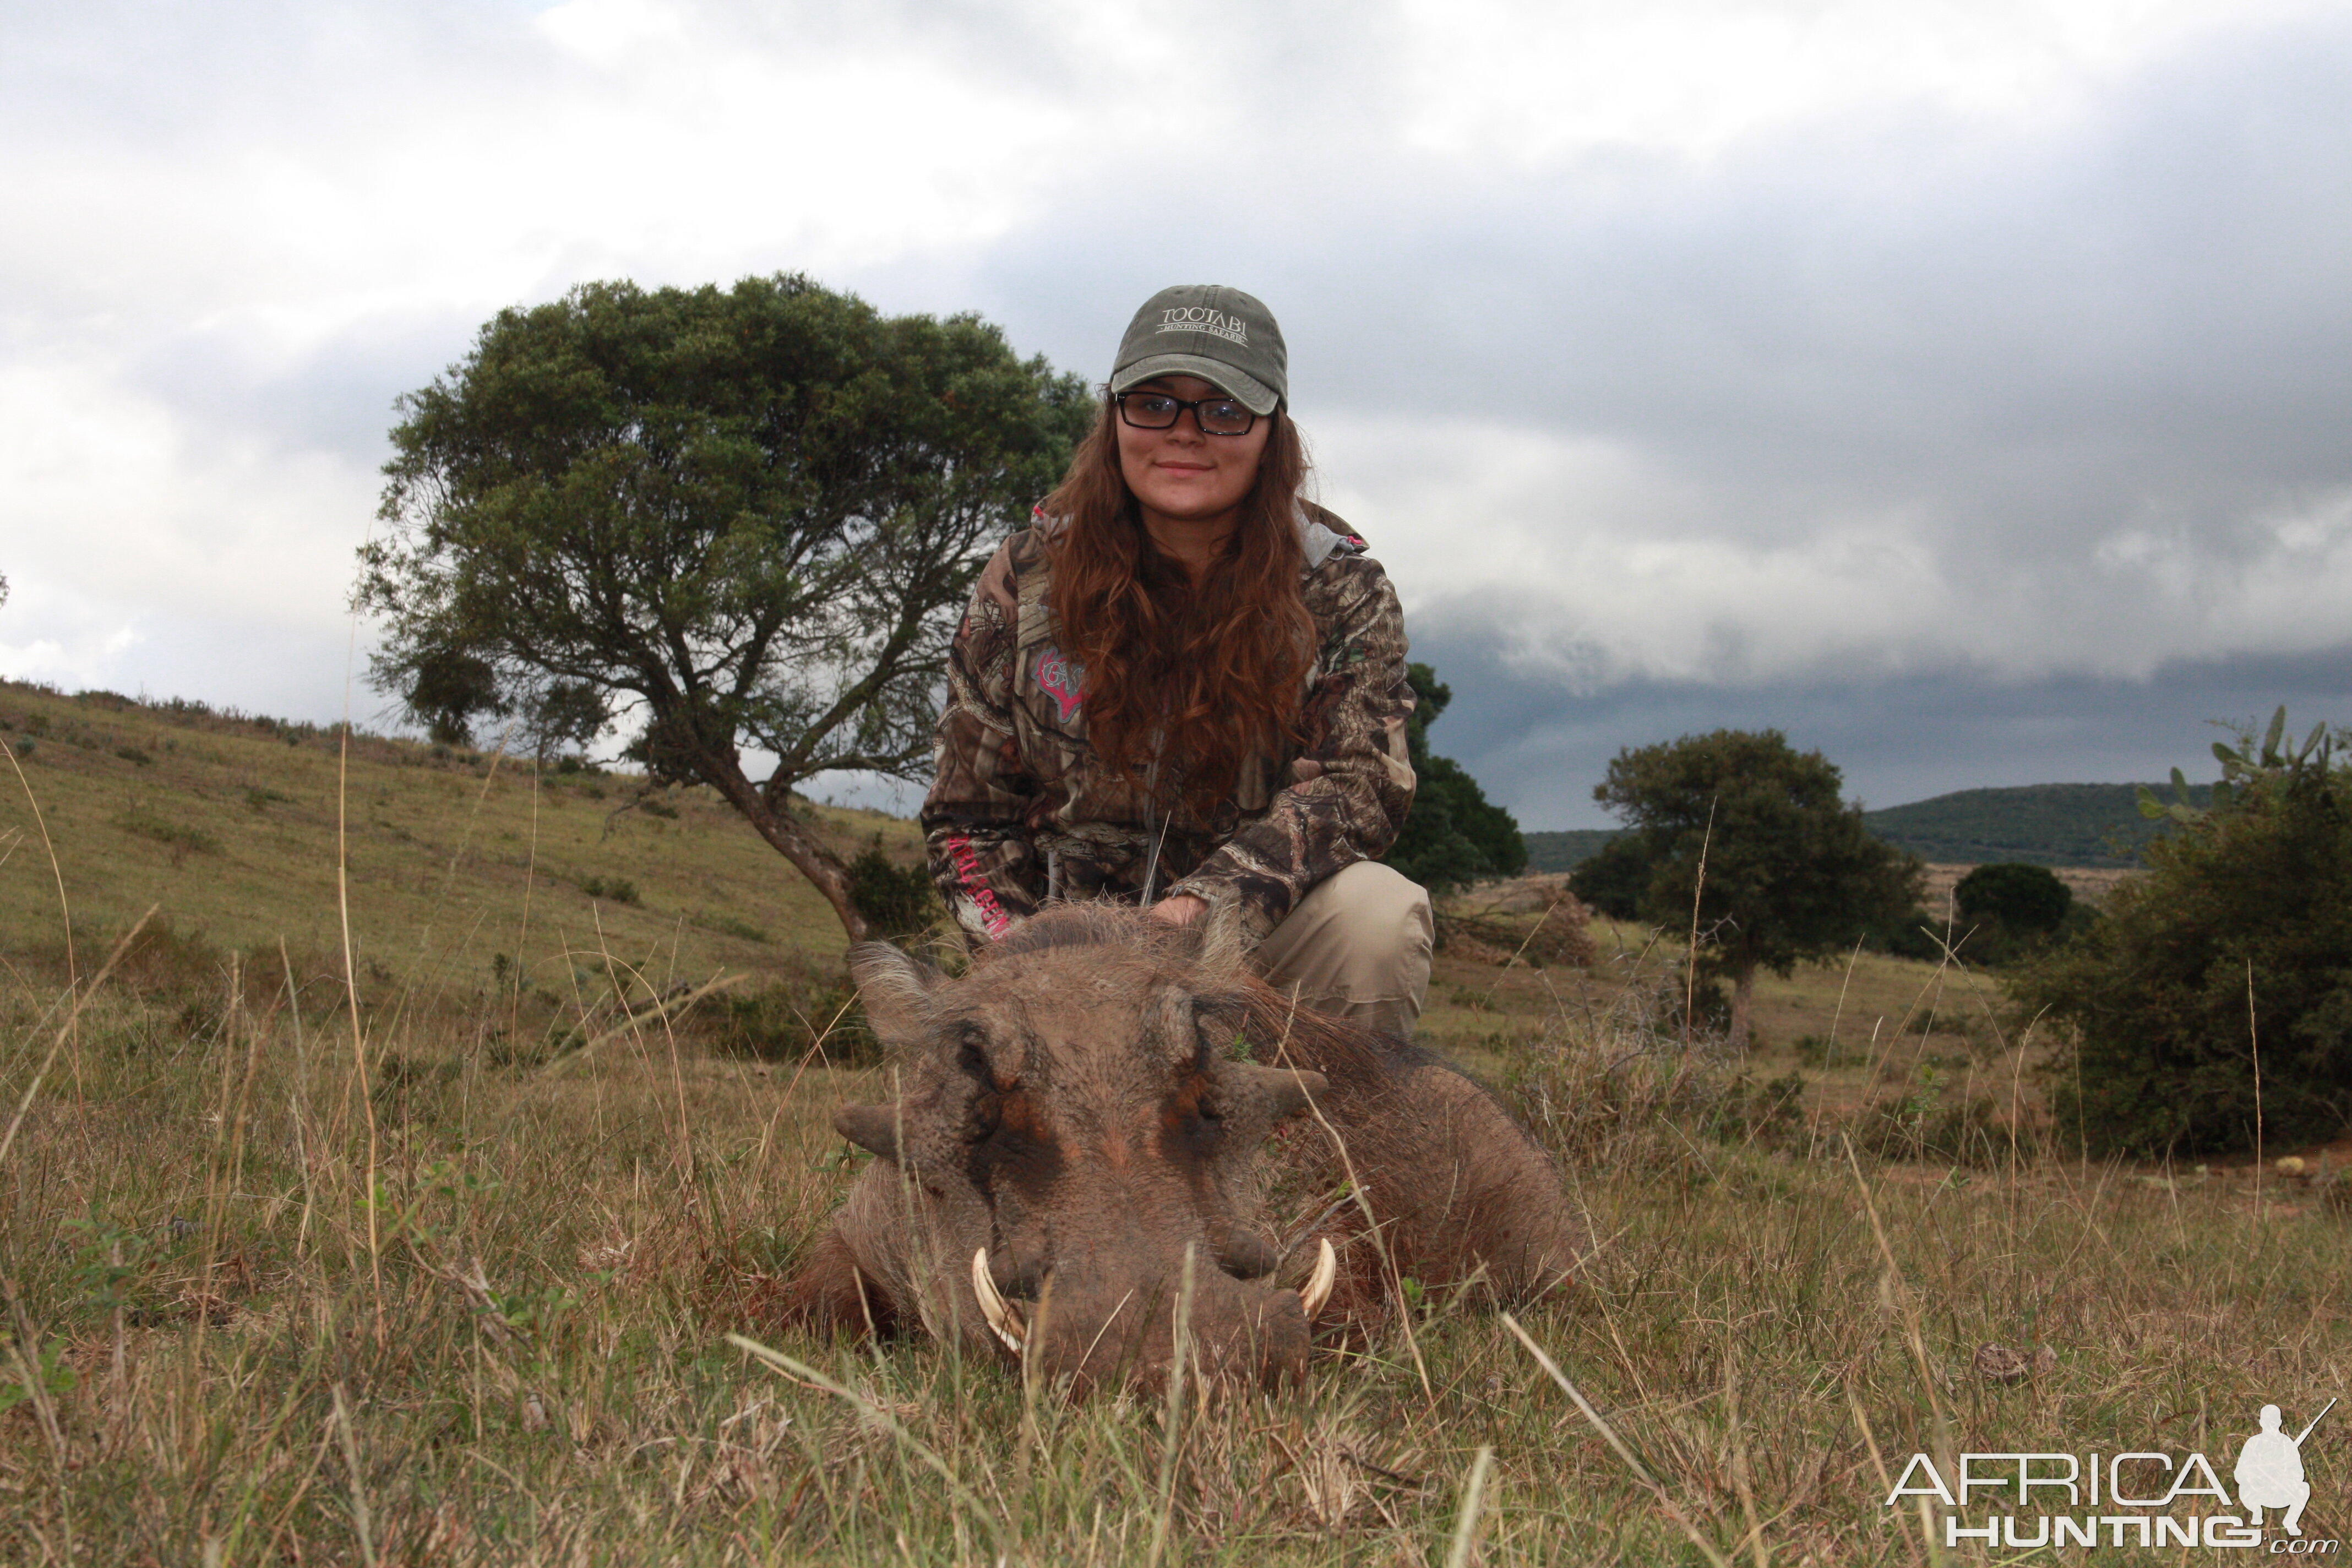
[2014,709,2352,1155]
[1578,728,1921,1049]
[1945,862,2073,966]
[1382,662,1526,892]
[357,274,1092,938]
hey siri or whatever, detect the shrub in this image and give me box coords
[1947,862,2072,967]
[1865,907,1950,963]
[1956,862,2070,933]
[704,979,880,1066]
[1706,1070,1809,1146]
[577,874,641,906]
[1567,835,1650,921]
[1382,663,1525,892]
[113,809,220,857]
[1848,1086,2023,1166]
[689,911,771,945]
[2013,715,2352,1156]
[847,837,939,938]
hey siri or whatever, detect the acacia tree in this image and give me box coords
[1593,729,1921,1049]
[358,274,1091,939]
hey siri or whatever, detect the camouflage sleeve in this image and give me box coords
[921,542,1043,942]
[1167,558,1417,940]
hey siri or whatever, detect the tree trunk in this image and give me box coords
[705,770,870,943]
[1727,965,1755,1052]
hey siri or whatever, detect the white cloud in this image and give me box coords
[3,2,1084,345]
[0,574,141,690]
[0,0,2347,809]
[1323,416,2352,689]
[1392,0,2335,161]
[0,353,373,630]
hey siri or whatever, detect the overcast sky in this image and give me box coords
[4,0,2348,826]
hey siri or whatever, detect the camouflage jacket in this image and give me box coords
[922,507,1417,946]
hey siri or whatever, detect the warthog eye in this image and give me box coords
[965,1087,1061,1200]
[1160,1076,1227,1164]
[957,1029,989,1081]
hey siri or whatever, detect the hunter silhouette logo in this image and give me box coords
[1884,1397,2338,1549]
[2239,1400,2332,1536]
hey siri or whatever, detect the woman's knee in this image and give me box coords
[1305,861,1431,956]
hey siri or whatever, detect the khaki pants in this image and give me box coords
[1254,861,1433,1037]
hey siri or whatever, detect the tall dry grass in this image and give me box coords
[3,717,2350,1563]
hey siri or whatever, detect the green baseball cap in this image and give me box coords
[1108,284,1287,416]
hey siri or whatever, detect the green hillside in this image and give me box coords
[1529,781,2212,872]
[1523,829,1622,873]
[1860,782,2207,867]
[0,680,922,992]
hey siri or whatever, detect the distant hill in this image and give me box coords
[1860,782,2207,867]
[1523,829,1623,873]
[1526,781,2213,873]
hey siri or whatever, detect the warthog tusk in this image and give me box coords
[971,1248,1026,1353]
[1298,1238,1337,1320]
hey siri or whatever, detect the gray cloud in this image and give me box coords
[1409,625,2352,830]
[3,1,2348,827]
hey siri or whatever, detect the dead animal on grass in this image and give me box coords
[781,903,1586,1393]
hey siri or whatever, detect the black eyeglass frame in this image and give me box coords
[1112,390,1261,437]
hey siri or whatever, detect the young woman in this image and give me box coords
[922,285,1432,1034]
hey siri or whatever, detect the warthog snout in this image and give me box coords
[971,1238,1339,1391]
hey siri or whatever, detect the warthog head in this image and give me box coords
[832,906,1337,1392]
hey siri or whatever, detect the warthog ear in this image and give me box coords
[1158,984,1210,1066]
[1190,895,1246,984]
[848,941,941,1045]
[832,1103,901,1161]
[1234,1063,1330,1123]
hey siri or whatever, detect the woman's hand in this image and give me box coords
[1148,894,1208,927]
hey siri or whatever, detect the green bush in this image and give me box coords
[1382,663,1525,893]
[114,809,219,857]
[689,911,770,945]
[1956,862,2070,933]
[2013,716,2352,1156]
[1945,862,2072,967]
[705,979,880,1066]
[1849,1087,2022,1166]
[1569,835,1652,920]
[1866,907,1950,963]
[847,837,939,938]
[577,874,641,906]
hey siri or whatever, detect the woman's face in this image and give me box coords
[1114,374,1272,530]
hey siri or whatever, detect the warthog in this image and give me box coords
[782,904,1584,1392]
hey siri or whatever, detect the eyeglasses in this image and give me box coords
[1114,390,1259,437]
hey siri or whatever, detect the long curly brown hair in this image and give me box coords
[1040,395,1315,818]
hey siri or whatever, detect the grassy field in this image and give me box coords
[4,683,2349,1565]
